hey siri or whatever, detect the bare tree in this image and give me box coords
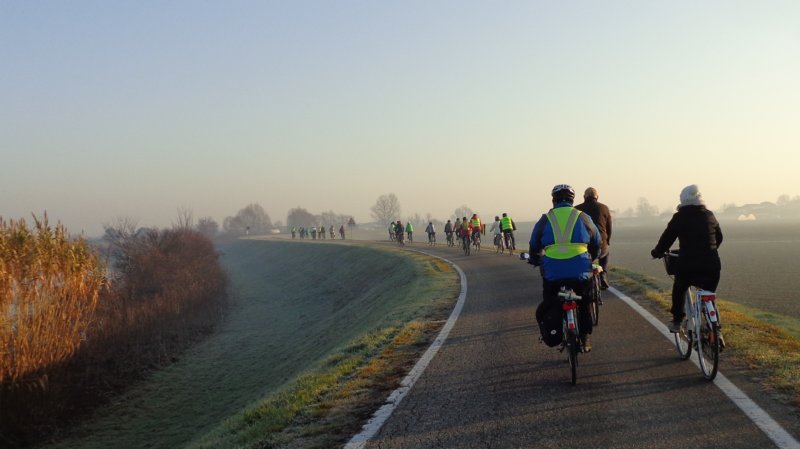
[635,198,659,217]
[174,206,194,230]
[223,203,272,235]
[452,205,473,221]
[371,194,401,226]
[196,217,219,238]
[407,213,424,231]
[287,207,316,228]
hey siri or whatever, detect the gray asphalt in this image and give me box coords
[360,240,799,449]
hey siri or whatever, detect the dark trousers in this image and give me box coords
[671,271,720,321]
[542,279,593,336]
[502,230,515,249]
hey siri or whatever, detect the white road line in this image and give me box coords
[608,286,800,449]
[343,254,467,449]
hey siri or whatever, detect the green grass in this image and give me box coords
[43,240,458,449]
[612,266,800,406]
[46,243,800,448]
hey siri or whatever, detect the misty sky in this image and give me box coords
[2,1,799,236]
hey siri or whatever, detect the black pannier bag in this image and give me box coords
[536,300,563,347]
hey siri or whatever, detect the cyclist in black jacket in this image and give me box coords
[650,185,723,332]
[575,187,612,289]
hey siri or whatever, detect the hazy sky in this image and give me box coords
[3,1,799,236]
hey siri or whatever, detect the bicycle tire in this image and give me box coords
[698,310,720,380]
[675,289,693,360]
[463,237,470,256]
[567,330,578,385]
[590,298,599,327]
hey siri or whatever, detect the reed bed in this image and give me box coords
[0,215,104,386]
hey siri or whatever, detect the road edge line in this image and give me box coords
[343,253,467,449]
[608,286,800,449]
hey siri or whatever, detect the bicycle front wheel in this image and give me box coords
[698,312,720,380]
[590,298,599,327]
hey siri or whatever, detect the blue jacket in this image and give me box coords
[529,202,601,281]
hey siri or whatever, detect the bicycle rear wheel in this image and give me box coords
[698,310,720,380]
[674,290,693,360]
[566,330,578,385]
[463,237,470,256]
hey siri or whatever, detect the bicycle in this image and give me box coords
[588,263,603,326]
[462,234,471,256]
[494,234,505,253]
[428,233,436,246]
[396,232,404,246]
[522,253,587,385]
[503,231,514,256]
[472,232,481,252]
[663,250,724,380]
[446,232,455,247]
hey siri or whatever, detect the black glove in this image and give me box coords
[650,249,662,259]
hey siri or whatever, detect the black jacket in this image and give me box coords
[575,198,612,253]
[653,205,722,275]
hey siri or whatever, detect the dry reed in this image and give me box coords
[0,214,105,386]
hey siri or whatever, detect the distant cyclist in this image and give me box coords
[650,185,723,333]
[459,216,472,247]
[470,213,482,246]
[425,222,435,244]
[500,212,516,250]
[405,221,414,243]
[575,187,611,289]
[444,220,454,245]
[394,220,404,244]
[388,222,396,241]
[489,216,503,249]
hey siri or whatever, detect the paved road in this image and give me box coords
[356,241,800,449]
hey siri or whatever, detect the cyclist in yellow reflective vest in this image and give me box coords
[470,214,482,245]
[500,212,516,249]
[529,184,601,351]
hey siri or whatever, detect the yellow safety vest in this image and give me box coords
[500,216,513,230]
[544,207,588,259]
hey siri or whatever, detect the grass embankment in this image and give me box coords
[46,239,458,449]
[612,266,800,406]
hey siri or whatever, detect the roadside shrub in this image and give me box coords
[0,217,228,447]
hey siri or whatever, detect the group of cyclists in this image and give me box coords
[291,225,346,240]
[389,213,518,252]
[528,183,720,357]
[384,182,721,360]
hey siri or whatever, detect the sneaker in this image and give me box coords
[581,334,592,353]
[668,320,682,333]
